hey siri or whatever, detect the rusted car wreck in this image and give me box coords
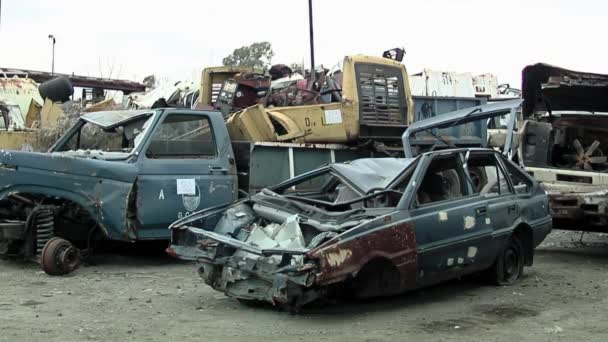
[0,108,236,275]
[519,64,608,232]
[168,146,552,310]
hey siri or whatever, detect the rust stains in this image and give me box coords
[308,221,417,287]
[325,248,353,267]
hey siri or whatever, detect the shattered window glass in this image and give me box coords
[57,123,124,152]
[146,114,216,158]
[57,115,152,153]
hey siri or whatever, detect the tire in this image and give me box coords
[490,235,525,285]
[468,166,487,193]
[40,237,80,276]
[353,260,401,298]
[38,76,74,103]
[441,170,462,200]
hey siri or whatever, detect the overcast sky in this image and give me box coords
[1,0,606,87]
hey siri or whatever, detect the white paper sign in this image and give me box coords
[324,109,343,125]
[176,179,196,195]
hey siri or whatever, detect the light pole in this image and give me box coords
[308,0,315,83]
[48,34,56,75]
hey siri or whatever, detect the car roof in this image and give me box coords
[331,158,415,193]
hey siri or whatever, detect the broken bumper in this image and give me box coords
[549,190,608,231]
[168,227,321,307]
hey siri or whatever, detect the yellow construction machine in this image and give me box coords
[201,49,414,144]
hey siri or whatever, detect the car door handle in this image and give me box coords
[209,166,228,173]
[475,207,487,216]
[508,204,518,213]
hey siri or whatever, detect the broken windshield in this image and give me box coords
[53,114,155,157]
[264,158,413,211]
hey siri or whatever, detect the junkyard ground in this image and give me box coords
[1,231,607,342]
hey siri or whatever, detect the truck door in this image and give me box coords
[519,120,553,167]
[135,110,237,240]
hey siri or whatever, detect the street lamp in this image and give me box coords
[308,0,315,83]
[48,34,56,75]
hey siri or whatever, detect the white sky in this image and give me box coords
[1,0,606,87]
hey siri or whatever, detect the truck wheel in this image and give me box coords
[40,237,80,276]
[490,235,524,285]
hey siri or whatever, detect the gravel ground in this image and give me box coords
[1,230,607,342]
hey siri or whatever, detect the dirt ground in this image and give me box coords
[1,230,607,342]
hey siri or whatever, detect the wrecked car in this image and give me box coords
[519,64,608,232]
[168,148,551,311]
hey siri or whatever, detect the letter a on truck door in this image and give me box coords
[134,110,236,239]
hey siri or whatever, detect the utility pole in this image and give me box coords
[48,34,56,75]
[308,0,316,83]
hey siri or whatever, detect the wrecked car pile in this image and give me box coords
[5,45,604,315]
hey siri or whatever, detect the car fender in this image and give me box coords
[0,182,133,241]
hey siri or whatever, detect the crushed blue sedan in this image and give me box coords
[168,145,552,311]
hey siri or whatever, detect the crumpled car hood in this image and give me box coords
[522,63,608,116]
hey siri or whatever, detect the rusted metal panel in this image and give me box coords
[1,68,145,94]
[0,77,44,115]
[309,222,417,287]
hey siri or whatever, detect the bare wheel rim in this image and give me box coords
[56,244,79,271]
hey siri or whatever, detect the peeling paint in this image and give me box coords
[447,258,454,266]
[485,217,491,225]
[464,216,475,229]
[209,181,229,194]
[457,257,464,264]
[438,211,448,221]
[467,246,478,258]
[325,249,353,267]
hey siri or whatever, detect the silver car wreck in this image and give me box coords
[168,145,551,311]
